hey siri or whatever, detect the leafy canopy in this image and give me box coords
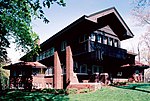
[0,0,65,62]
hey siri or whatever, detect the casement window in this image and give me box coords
[117,72,122,76]
[48,47,55,57]
[92,65,100,74]
[108,38,113,46]
[79,34,88,43]
[45,67,53,76]
[114,40,118,47]
[36,55,40,61]
[90,33,96,41]
[61,41,67,51]
[97,35,102,43]
[36,47,55,61]
[13,70,16,76]
[73,61,78,72]
[80,64,87,73]
[39,53,43,60]
[103,36,108,45]
[43,52,46,59]
[62,66,66,74]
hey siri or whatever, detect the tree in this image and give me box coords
[132,0,150,25]
[131,0,150,64]
[137,28,150,65]
[0,0,65,63]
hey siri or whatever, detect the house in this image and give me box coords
[4,7,137,89]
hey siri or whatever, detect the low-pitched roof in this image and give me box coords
[3,61,47,70]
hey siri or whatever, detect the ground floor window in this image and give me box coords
[80,64,87,73]
[92,65,100,73]
[45,67,53,76]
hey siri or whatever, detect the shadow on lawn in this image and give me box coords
[0,90,69,101]
[115,83,150,93]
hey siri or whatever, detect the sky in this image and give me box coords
[7,0,148,63]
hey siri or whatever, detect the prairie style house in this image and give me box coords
[5,7,140,89]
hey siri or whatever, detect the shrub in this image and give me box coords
[79,88,90,93]
[67,88,78,94]
[41,88,66,94]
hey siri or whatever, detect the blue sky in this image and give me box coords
[8,0,146,62]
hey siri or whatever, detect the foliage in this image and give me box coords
[0,90,69,101]
[0,0,65,62]
[0,68,9,90]
[66,88,78,94]
[41,88,66,94]
[78,88,91,93]
[137,28,150,65]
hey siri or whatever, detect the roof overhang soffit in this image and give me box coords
[86,8,134,41]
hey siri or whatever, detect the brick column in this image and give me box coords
[54,51,62,89]
[66,46,79,85]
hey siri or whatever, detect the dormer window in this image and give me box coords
[61,41,67,51]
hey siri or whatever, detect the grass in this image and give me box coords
[0,83,150,101]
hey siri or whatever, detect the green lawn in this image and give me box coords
[0,83,150,101]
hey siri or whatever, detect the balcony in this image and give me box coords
[90,41,127,60]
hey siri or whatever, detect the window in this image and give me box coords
[90,33,95,41]
[48,47,55,57]
[13,70,16,76]
[79,34,88,43]
[114,40,118,47]
[117,72,122,76]
[108,38,113,46]
[61,41,67,51]
[80,64,87,73]
[39,53,43,60]
[43,52,46,59]
[62,66,66,74]
[103,36,108,44]
[97,35,102,43]
[92,65,99,73]
[45,67,53,76]
[73,61,78,72]
[36,55,40,61]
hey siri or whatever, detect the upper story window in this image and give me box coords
[61,41,67,51]
[90,33,95,41]
[47,47,55,57]
[97,35,102,43]
[80,64,87,73]
[36,47,55,61]
[79,34,88,43]
[103,36,108,44]
[114,40,118,47]
[108,38,113,46]
[45,67,53,76]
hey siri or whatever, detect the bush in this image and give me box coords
[41,88,66,94]
[110,82,127,86]
[67,88,78,94]
[79,88,90,93]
